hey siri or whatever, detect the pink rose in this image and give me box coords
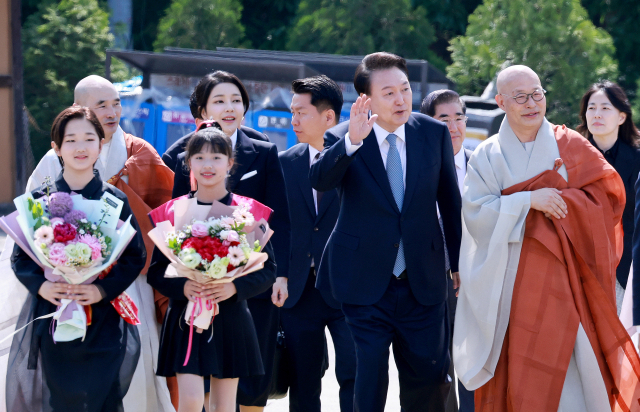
[48,243,68,266]
[225,231,240,243]
[50,218,64,228]
[191,222,209,237]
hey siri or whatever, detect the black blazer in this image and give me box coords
[310,113,462,306]
[171,128,291,293]
[279,143,340,309]
[609,139,640,288]
[162,126,270,172]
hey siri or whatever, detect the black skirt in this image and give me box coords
[156,296,264,379]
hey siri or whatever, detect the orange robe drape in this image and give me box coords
[476,125,640,411]
[106,134,179,409]
[107,133,175,322]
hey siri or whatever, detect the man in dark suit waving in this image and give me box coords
[310,52,462,412]
[421,89,474,412]
[280,75,356,412]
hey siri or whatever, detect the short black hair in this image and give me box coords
[291,75,344,125]
[191,71,250,120]
[189,89,199,119]
[353,52,409,96]
[420,90,466,117]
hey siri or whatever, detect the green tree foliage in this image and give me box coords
[241,0,300,51]
[581,0,640,98]
[447,0,618,126]
[23,0,118,161]
[153,0,250,52]
[287,0,441,66]
[131,0,173,50]
[412,0,482,64]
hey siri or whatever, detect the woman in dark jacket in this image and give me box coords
[578,80,640,313]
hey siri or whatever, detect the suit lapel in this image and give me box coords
[315,189,337,223]
[402,119,424,211]
[359,129,399,213]
[229,129,259,192]
[293,146,317,217]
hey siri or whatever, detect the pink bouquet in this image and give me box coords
[0,186,139,343]
[148,197,272,365]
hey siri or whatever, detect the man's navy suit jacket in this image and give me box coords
[309,113,462,306]
[169,127,291,295]
[279,143,340,309]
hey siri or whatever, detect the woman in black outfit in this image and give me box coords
[578,80,640,312]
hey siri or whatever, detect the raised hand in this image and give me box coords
[530,188,567,219]
[348,94,378,145]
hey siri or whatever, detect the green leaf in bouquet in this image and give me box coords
[253,240,261,252]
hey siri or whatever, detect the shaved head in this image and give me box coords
[495,65,546,142]
[74,75,122,140]
[496,65,541,95]
[74,75,117,106]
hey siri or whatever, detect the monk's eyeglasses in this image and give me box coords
[500,89,546,104]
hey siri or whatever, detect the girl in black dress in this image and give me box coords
[8,106,146,412]
[148,124,276,412]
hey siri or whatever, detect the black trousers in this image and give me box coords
[445,275,475,412]
[236,297,280,407]
[342,276,451,412]
[281,270,356,412]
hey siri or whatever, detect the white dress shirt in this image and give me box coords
[345,123,407,187]
[230,129,238,150]
[309,144,321,213]
[454,148,467,196]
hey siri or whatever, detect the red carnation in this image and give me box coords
[182,237,204,250]
[229,241,240,247]
[227,263,235,272]
[53,223,77,243]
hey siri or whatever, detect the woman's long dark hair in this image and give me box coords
[577,81,640,148]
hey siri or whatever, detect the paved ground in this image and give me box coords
[265,330,402,412]
[0,229,403,411]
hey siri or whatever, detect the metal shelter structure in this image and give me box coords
[105,47,454,105]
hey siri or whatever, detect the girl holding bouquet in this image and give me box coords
[147,123,277,412]
[8,106,147,412]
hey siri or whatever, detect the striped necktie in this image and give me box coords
[386,134,406,277]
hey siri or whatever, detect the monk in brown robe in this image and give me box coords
[453,66,640,411]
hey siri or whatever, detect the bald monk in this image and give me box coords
[453,65,640,411]
[24,75,176,411]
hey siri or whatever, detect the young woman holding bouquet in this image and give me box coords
[8,106,147,412]
[147,123,277,412]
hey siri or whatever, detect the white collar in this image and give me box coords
[308,144,321,165]
[454,148,466,170]
[373,122,406,146]
[230,129,238,150]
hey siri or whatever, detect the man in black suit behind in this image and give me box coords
[310,52,462,412]
[421,90,474,412]
[279,75,356,412]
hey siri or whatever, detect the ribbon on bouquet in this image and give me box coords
[0,298,89,344]
[183,297,219,366]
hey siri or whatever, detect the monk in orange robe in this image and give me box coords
[453,66,640,411]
